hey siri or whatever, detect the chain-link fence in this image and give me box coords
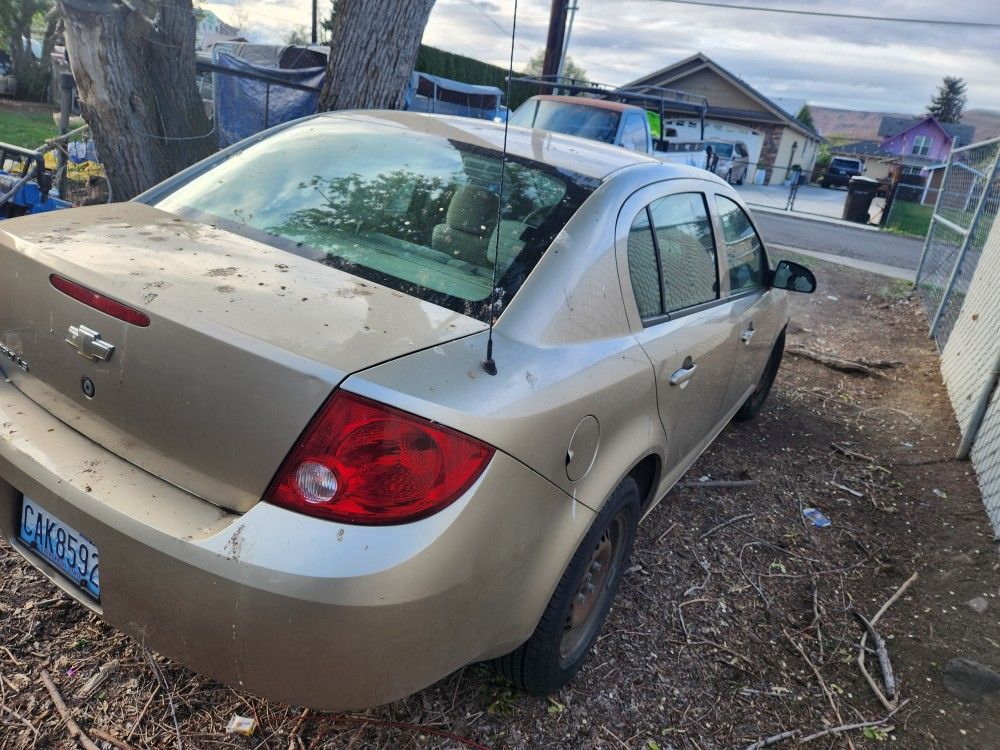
[915,139,1000,348]
[917,137,1000,534]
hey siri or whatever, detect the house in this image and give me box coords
[196,9,239,48]
[834,115,976,203]
[624,53,823,185]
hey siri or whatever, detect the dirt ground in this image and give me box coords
[2,254,999,749]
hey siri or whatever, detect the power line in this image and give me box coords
[655,0,1000,29]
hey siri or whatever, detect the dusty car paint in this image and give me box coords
[0,111,790,709]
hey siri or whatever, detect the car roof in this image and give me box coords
[528,95,646,113]
[325,110,671,181]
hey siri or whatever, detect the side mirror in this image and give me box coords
[771,259,816,293]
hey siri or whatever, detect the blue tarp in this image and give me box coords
[212,50,325,148]
[405,72,503,120]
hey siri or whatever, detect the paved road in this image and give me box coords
[755,212,924,270]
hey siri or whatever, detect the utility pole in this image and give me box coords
[541,0,569,80]
[311,0,318,43]
[556,1,579,81]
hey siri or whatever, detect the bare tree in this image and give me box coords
[59,0,215,200]
[318,0,435,111]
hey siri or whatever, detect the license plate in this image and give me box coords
[18,497,100,600]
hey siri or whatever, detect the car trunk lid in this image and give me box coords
[0,203,485,512]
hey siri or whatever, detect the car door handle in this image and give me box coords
[669,359,697,387]
[741,326,756,344]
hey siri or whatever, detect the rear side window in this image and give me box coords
[716,195,767,292]
[627,210,661,319]
[625,193,719,322]
[649,193,718,312]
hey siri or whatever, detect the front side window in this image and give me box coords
[716,195,767,292]
[649,193,719,313]
[151,116,596,321]
[912,135,933,157]
[621,114,647,152]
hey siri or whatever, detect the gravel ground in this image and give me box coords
[1,254,998,749]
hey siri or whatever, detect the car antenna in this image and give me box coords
[482,0,519,377]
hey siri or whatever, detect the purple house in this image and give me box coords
[878,115,975,201]
[836,115,976,202]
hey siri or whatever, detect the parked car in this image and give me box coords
[509,94,653,153]
[821,156,864,188]
[706,139,750,184]
[0,111,815,711]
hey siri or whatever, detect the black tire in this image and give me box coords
[733,330,785,422]
[493,477,640,695]
[725,169,733,184]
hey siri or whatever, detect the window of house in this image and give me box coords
[715,195,767,292]
[912,135,933,157]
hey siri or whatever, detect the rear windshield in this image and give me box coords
[150,116,597,321]
[509,99,621,144]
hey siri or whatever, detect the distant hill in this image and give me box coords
[809,106,909,141]
[963,109,1000,141]
[809,105,1000,144]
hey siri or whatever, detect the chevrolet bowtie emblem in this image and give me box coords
[66,325,115,362]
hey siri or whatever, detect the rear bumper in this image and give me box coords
[0,378,593,710]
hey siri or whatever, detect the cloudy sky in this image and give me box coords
[201,0,1000,114]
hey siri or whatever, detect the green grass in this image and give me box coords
[0,107,59,149]
[885,201,933,238]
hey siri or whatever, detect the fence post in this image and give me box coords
[914,154,954,287]
[929,150,1000,339]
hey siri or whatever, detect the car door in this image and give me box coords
[617,180,740,481]
[711,191,782,410]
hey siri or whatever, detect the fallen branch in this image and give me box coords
[856,572,918,710]
[745,729,799,749]
[798,699,908,744]
[679,479,758,488]
[701,512,756,539]
[91,728,136,750]
[855,611,896,699]
[40,669,101,750]
[787,346,884,377]
[0,702,38,737]
[831,443,874,463]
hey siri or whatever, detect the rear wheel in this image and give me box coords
[493,477,640,695]
[734,330,785,422]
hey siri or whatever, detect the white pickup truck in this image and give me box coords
[509,95,747,183]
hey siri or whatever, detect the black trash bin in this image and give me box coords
[842,176,880,223]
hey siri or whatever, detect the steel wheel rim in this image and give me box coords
[560,512,628,664]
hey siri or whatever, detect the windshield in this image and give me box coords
[509,99,621,144]
[831,158,861,170]
[151,116,596,321]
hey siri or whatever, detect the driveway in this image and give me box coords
[738,183,847,219]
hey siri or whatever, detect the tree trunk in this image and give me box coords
[59,0,214,200]
[318,0,436,112]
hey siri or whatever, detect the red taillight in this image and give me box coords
[265,392,495,524]
[50,274,150,327]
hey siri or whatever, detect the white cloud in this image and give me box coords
[200,0,1000,112]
